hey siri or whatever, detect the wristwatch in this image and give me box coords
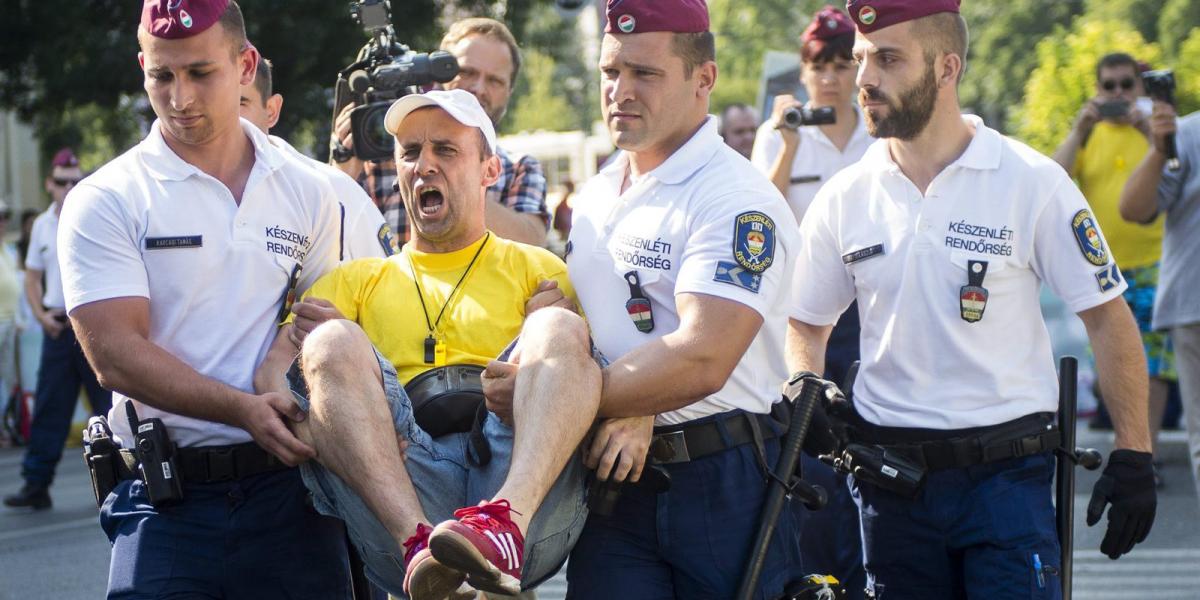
[330,137,354,164]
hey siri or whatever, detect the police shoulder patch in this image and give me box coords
[1071,209,1109,266]
[732,211,776,274]
[377,223,399,256]
[1095,263,1122,292]
[713,260,762,293]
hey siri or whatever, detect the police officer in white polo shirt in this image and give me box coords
[57,1,350,596]
[564,1,804,597]
[789,1,1157,597]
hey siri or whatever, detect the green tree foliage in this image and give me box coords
[1013,20,1163,155]
[507,50,576,133]
[501,2,596,134]
[1159,0,1200,56]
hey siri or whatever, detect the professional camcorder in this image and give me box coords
[332,0,460,162]
[782,105,836,128]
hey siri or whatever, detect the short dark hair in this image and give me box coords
[719,103,753,136]
[253,57,274,105]
[912,12,969,83]
[217,1,248,58]
[801,34,854,64]
[671,31,716,78]
[441,18,522,85]
[1096,52,1138,80]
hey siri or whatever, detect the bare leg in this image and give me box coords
[296,319,429,545]
[493,307,601,534]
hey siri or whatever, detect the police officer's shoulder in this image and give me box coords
[996,130,1078,190]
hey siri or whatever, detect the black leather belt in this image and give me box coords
[859,413,1060,471]
[650,411,783,465]
[119,442,288,484]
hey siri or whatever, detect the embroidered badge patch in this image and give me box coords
[1095,263,1122,292]
[145,235,202,250]
[713,260,762,293]
[377,223,399,256]
[1071,209,1109,266]
[732,211,776,274]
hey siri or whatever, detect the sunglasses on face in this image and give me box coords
[52,177,80,187]
[1101,78,1136,92]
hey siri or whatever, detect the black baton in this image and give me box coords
[736,375,828,600]
[1056,356,1103,599]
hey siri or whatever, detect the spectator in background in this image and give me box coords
[1052,53,1173,464]
[16,209,37,269]
[3,148,111,510]
[331,17,549,248]
[0,200,19,400]
[553,180,574,241]
[750,6,870,597]
[718,103,758,158]
[1121,98,1200,507]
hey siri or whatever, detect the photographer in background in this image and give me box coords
[1053,53,1173,468]
[1120,80,1200,509]
[749,7,869,598]
[332,17,549,247]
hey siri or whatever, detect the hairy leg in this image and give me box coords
[296,319,429,544]
[494,307,600,534]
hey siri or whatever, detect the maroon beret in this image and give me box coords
[802,6,855,42]
[51,148,79,168]
[141,0,229,40]
[605,0,709,35]
[846,0,960,34]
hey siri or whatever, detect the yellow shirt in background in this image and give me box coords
[294,232,576,384]
[1073,121,1163,270]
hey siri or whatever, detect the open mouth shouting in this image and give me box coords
[416,184,448,219]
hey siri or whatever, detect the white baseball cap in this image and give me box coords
[383,89,497,154]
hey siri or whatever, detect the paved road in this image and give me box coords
[1,427,1197,599]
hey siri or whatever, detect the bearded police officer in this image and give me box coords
[788,1,1157,598]
[564,1,805,597]
[58,1,350,596]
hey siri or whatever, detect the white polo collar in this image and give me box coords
[863,114,1002,176]
[140,117,286,182]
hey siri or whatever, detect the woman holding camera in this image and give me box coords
[751,5,872,225]
[750,7,871,600]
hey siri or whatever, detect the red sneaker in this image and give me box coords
[428,499,526,596]
[402,523,473,600]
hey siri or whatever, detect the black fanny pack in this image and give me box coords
[404,365,486,437]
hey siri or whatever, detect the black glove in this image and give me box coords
[803,400,839,457]
[1086,449,1156,559]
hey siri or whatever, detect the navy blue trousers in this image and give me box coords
[852,452,1061,600]
[101,468,351,599]
[22,326,111,486]
[566,414,806,600]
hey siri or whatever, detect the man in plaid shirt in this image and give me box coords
[335,17,549,247]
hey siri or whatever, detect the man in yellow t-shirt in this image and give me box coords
[255,90,599,599]
[1053,52,1174,450]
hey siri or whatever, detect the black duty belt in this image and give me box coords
[119,442,288,484]
[859,413,1060,472]
[650,411,783,465]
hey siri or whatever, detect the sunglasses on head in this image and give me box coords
[1101,77,1136,92]
[52,177,80,187]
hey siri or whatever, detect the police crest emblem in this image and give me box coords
[377,223,400,256]
[1071,209,1109,266]
[732,211,776,274]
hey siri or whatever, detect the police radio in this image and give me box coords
[125,402,184,506]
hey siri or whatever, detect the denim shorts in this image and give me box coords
[288,348,589,595]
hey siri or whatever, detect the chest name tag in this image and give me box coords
[842,244,884,265]
[791,175,822,184]
[145,236,202,250]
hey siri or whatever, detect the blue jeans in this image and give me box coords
[798,454,866,600]
[101,468,352,599]
[566,412,806,600]
[22,326,111,486]
[852,452,1061,599]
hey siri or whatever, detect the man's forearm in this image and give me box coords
[1080,299,1153,452]
[485,201,547,246]
[255,325,300,396]
[24,270,46,320]
[767,143,799,197]
[785,318,832,375]
[1051,129,1086,172]
[599,336,730,418]
[1120,150,1167,224]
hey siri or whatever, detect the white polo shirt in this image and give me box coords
[750,108,874,224]
[568,117,798,425]
[793,115,1126,430]
[26,207,66,309]
[59,119,343,447]
[270,135,395,260]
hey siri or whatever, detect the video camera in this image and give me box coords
[332,0,460,162]
[1141,69,1181,171]
[782,106,836,129]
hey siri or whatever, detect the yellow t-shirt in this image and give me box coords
[1073,121,1164,270]
[294,232,576,384]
